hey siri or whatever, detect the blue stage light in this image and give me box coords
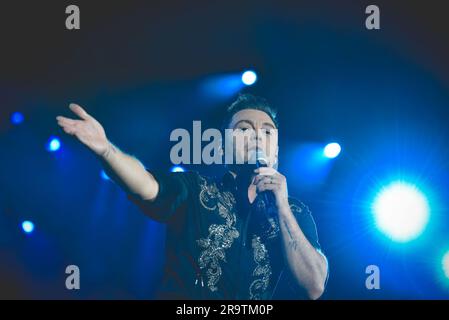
[11,112,24,125]
[372,181,430,242]
[171,165,185,173]
[443,251,449,280]
[323,142,341,158]
[241,70,257,86]
[100,170,110,180]
[22,220,35,234]
[46,136,61,152]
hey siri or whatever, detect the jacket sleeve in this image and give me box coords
[127,170,198,223]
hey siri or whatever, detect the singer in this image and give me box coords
[56,93,328,300]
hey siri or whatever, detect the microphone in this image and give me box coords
[255,150,276,208]
[254,150,279,240]
[256,149,269,168]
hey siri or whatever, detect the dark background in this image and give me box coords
[0,0,448,299]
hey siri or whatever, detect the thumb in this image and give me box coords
[69,103,92,121]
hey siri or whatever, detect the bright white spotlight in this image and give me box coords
[171,165,185,173]
[323,142,341,158]
[372,182,430,242]
[442,251,449,279]
[241,70,257,86]
[22,220,35,234]
[46,136,61,152]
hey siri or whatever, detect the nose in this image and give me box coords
[254,129,265,150]
[246,128,261,142]
[256,130,263,140]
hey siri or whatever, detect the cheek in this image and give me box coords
[226,134,247,158]
[262,136,278,156]
[233,132,252,148]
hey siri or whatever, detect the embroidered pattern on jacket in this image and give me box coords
[249,235,272,300]
[197,176,239,292]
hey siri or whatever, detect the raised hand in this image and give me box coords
[56,103,110,157]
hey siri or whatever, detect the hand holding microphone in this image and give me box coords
[253,150,289,210]
[250,150,289,241]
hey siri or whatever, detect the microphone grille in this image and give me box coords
[256,150,268,167]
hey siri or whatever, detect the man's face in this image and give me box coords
[226,108,278,168]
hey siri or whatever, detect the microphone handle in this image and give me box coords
[255,160,278,217]
[256,162,272,206]
[261,190,274,204]
[254,161,280,239]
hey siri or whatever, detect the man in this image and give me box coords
[56,93,328,299]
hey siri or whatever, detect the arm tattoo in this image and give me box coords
[283,220,298,251]
[288,240,298,251]
[284,220,294,240]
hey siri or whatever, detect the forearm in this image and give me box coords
[100,141,159,200]
[278,204,327,300]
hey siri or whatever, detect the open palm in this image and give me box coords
[56,103,109,157]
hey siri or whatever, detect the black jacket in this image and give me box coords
[128,170,324,299]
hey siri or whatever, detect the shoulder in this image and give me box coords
[287,196,313,217]
[287,196,322,251]
[157,170,203,183]
[164,170,218,190]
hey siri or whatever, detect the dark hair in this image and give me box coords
[221,93,279,130]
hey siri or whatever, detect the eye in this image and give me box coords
[262,128,272,135]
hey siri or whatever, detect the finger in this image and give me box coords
[258,183,279,193]
[61,121,79,132]
[255,179,280,191]
[259,171,285,184]
[69,103,91,120]
[57,123,78,135]
[62,124,77,136]
[255,174,281,184]
[256,183,281,191]
[57,119,80,133]
[253,174,263,184]
[254,174,277,184]
[254,167,277,176]
[254,175,269,185]
[57,116,78,126]
[56,115,71,122]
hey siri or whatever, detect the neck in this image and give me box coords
[228,164,258,186]
[227,167,258,204]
